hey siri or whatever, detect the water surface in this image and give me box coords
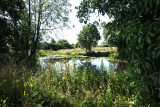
[39,55,119,72]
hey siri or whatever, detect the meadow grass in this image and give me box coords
[0,56,139,106]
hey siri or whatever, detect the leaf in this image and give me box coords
[130,81,135,87]
[146,35,151,44]
[145,0,149,12]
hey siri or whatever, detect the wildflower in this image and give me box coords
[71,52,75,55]
[30,83,33,87]
[72,62,75,65]
[24,91,26,96]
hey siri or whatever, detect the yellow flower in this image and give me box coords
[72,62,75,65]
[30,83,33,87]
[71,52,75,55]
[63,60,67,63]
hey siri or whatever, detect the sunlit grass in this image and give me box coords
[38,47,118,58]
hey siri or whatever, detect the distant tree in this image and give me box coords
[57,39,73,49]
[50,38,56,43]
[78,23,101,54]
[100,41,111,47]
[75,42,80,48]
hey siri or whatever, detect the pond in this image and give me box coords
[39,55,122,73]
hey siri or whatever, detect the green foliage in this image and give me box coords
[0,0,25,53]
[100,41,111,47]
[0,0,71,60]
[78,23,101,54]
[77,0,160,106]
[50,38,56,44]
[75,42,80,48]
[103,25,120,47]
[40,39,73,51]
[57,39,73,49]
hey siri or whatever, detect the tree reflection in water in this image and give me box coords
[39,56,122,73]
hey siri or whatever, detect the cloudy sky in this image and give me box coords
[50,0,112,45]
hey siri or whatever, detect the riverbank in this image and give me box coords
[38,47,118,58]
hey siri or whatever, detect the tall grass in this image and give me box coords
[0,57,138,106]
[0,57,29,106]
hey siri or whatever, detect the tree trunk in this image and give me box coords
[27,0,42,61]
[26,0,31,57]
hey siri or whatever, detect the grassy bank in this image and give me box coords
[38,47,118,58]
[0,56,140,106]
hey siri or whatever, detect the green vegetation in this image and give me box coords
[40,39,73,51]
[1,57,139,106]
[78,23,101,55]
[77,0,160,106]
[38,47,118,58]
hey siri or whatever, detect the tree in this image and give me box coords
[76,0,160,106]
[75,42,80,48]
[78,23,101,54]
[26,0,71,60]
[50,38,56,44]
[57,39,73,49]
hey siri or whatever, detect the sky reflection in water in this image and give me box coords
[39,55,118,72]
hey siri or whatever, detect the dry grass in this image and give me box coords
[58,47,117,52]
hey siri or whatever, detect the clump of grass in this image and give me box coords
[0,57,31,106]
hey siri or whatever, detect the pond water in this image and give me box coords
[39,55,120,73]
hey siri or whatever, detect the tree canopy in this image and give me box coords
[57,39,73,49]
[0,0,25,53]
[78,23,101,54]
[77,0,160,106]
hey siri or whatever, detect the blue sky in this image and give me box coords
[50,0,112,45]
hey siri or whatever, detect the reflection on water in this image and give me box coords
[39,55,119,72]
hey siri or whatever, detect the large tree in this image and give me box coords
[76,0,160,106]
[78,23,101,54]
[25,0,71,60]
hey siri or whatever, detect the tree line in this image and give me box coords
[40,39,73,51]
